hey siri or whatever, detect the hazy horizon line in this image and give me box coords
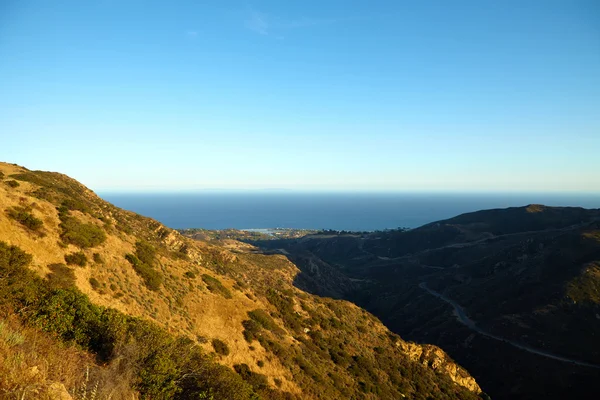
[97,188,600,195]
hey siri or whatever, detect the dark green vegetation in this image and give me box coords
[58,205,106,248]
[5,180,19,188]
[201,274,232,299]
[65,251,88,266]
[125,241,163,291]
[5,205,43,232]
[47,263,76,289]
[211,338,230,356]
[253,205,600,400]
[93,252,104,264]
[0,241,264,399]
[248,309,284,334]
[242,309,285,343]
[234,363,269,391]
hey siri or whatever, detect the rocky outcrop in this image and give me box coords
[47,382,73,400]
[398,341,482,393]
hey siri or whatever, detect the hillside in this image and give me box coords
[252,205,600,399]
[0,162,483,399]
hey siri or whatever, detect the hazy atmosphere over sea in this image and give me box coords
[101,192,600,231]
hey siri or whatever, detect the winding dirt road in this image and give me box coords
[419,282,600,369]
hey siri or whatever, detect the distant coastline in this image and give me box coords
[100,192,600,232]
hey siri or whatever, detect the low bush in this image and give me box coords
[5,206,43,231]
[65,251,88,267]
[61,198,90,213]
[248,309,284,335]
[125,253,162,291]
[59,212,106,248]
[134,240,156,265]
[89,277,101,290]
[202,274,232,299]
[265,289,302,332]
[212,338,230,356]
[47,263,76,289]
[92,252,104,264]
[234,363,269,391]
[5,180,19,188]
[242,319,261,342]
[184,271,196,279]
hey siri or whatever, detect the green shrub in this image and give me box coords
[0,242,33,273]
[248,309,284,334]
[0,171,4,179]
[0,242,38,308]
[59,213,106,248]
[65,251,88,267]
[92,253,104,264]
[89,277,101,290]
[123,241,163,291]
[242,319,261,342]
[233,364,269,391]
[125,253,162,291]
[134,241,156,266]
[47,263,76,289]
[5,206,43,231]
[61,198,90,213]
[265,289,302,332]
[184,271,196,279]
[202,274,232,299]
[212,338,230,356]
[5,180,19,188]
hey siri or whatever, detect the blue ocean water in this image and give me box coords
[99,192,600,231]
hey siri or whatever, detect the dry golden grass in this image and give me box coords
[0,315,137,399]
[526,204,545,213]
[0,162,302,393]
[0,162,482,399]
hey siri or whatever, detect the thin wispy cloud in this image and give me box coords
[279,17,341,29]
[186,30,198,38]
[245,11,269,35]
[244,9,355,37]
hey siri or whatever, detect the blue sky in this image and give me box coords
[1,0,598,192]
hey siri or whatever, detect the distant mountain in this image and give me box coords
[252,205,600,400]
[0,162,482,400]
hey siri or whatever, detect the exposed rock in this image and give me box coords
[398,342,482,393]
[46,382,72,400]
[27,365,40,378]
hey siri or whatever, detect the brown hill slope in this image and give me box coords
[0,162,483,399]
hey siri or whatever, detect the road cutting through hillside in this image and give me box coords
[419,282,600,369]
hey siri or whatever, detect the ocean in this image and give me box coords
[99,192,600,232]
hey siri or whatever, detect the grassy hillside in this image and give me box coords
[0,162,483,399]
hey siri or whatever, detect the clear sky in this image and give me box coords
[1,0,598,192]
